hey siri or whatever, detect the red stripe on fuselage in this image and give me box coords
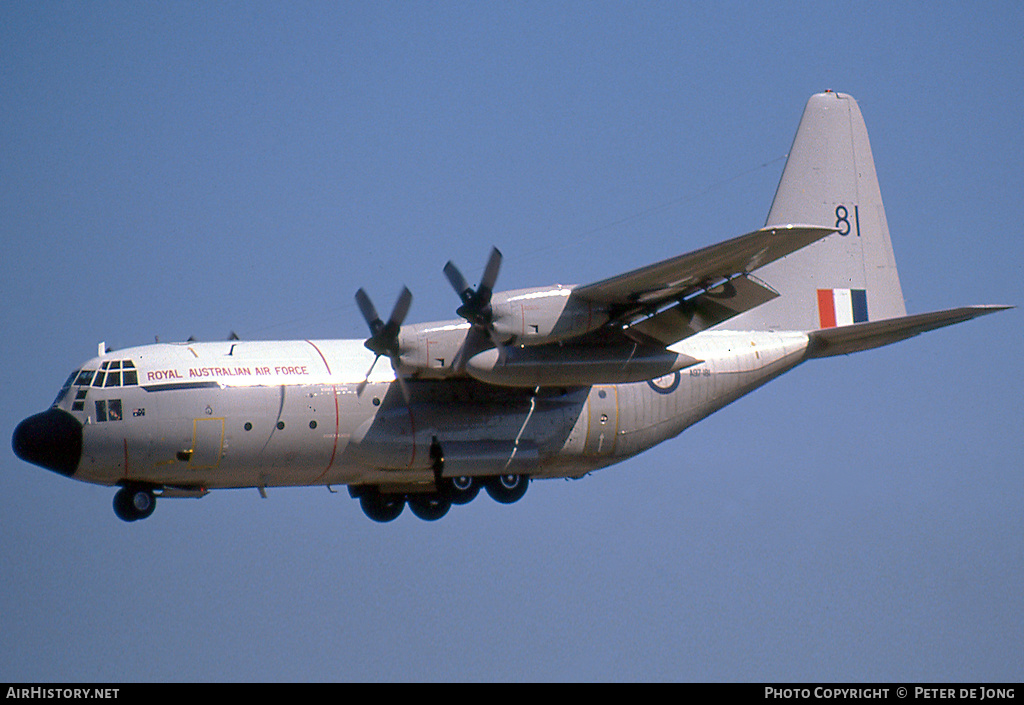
[305,340,332,375]
[305,341,340,482]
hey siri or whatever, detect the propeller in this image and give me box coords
[355,286,412,400]
[444,247,502,329]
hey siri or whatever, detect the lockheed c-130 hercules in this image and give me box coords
[13,91,1010,523]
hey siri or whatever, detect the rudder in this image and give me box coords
[726,91,906,331]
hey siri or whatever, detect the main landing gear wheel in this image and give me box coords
[444,475,480,505]
[484,474,529,504]
[113,485,156,522]
[359,490,405,523]
[408,493,452,521]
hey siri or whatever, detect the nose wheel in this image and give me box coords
[113,485,156,522]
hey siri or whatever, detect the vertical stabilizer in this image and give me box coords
[726,91,906,331]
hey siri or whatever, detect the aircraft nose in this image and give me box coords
[12,408,83,477]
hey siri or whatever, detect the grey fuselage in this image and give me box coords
[48,329,809,493]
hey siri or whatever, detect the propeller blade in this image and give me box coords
[385,286,413,333]
[356,354,381,397]
[357,354,411,404]
[478,247,502,301]
[445,247,503,327]
[393,367,411,405]
[355,288,383,335]
[451,325,487,372]
[356,287,412,355]
[354,287,413,398]
[444,261,473,304]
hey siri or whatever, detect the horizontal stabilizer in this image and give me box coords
[806,305,1012,358]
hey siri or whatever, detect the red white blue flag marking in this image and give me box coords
[817,288,868,328]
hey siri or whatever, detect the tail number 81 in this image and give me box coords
[835,204,861,237]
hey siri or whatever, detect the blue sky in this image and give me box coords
[2,1,1022,682]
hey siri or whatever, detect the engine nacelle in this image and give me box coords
[465,343,701,387]
[396,320,472,378]
[489,286,609,346]
[393,287,615,378]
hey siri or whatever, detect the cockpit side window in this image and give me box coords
[74,370,95,386]
[94,398,123,422]
[53,370,80,407]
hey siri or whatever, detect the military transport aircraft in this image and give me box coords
[13,92,1010,523]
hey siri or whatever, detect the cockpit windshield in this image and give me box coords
[91,360,138,389]
[54,360,138,411]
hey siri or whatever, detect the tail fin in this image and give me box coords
[728,91,907,331]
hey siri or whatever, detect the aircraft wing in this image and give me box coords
[573,224,835,307]
[572,224,835,345]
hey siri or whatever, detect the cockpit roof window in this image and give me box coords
[90,361,137,387]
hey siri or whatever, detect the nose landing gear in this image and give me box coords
[113,484,156,522]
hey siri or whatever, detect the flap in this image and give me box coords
[626,274,780,346]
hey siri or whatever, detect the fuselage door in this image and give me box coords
[189,418,224,470]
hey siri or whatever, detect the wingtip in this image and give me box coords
[974,304,1015,314]
[760,223,839,235]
